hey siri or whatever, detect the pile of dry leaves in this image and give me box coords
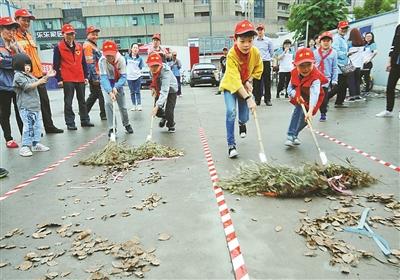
[296,193,400,274]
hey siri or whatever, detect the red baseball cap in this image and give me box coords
[0,17,19,28]
[102,40,118,56]
[147,52,162,66]
[337,21,349,29]
[256,23,265,30]
[294,48,315,66]
[86,25,100,35]
[319,31,333,40]
[61,24,75,34]
[14,9,35,20]
[234,20,257,36]
[152,33,161,41]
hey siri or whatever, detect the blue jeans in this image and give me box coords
[127,78,142,106]
[287,105,307,138]
[224,91,249,147]
[19,108,42,146]
[102,87,130,130]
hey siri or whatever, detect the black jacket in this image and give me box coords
[389,24,400,66]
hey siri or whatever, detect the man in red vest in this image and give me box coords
[53,23,93,130]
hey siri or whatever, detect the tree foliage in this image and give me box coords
[353,0,397,19]
[287,0,349,41]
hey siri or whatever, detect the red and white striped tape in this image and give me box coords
[314,130,400,173]
[199,128,249,280]
[0,133,105,202]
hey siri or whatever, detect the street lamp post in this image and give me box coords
[141,6,148,44]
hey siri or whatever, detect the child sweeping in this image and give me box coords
[99,40,133,138]
[147,52,178,133]
[12,53,50,157]
[219,19,263,158]
[284,48,328,147]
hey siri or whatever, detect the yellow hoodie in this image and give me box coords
[219,46,263,94]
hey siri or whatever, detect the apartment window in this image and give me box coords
[195,12,210,17]
[201,0,209,4]
[28,4,35,10]
[277,2,289,11]
[33,19,62,31]
[254,0,265,18]
[277,16,288,24]
[131,17,138,26]
[63,2,71,9]
[46,3,53,8]
[169,0,182,2]
[164,14,174,19]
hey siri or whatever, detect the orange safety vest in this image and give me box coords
[83,40,99,75]
[14,30,44,78]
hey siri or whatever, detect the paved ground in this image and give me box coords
[0,84,399,279]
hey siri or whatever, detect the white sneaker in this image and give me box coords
[228,146,239,158]
[130,106,137,111]
[32,143,50,152]
[376,110,393,118]
[293,138,301,145]
[137,105,142,111]
[19,146,32,157]
[284,136,295,147]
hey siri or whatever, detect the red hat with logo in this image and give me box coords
[61,24,75,34]
[294,48,315,66]
[0,17,19,28]
[337,21,349,29]
[14,9,35,20]
[256,23,265,30]
[86,25,100,35]
[319,31,333,40]
[102,40,118,56]
[146,52,162,66]
[235,20,257,36]
[152,33,161,41]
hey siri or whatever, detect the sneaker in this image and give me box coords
[284,136,295,147]
[376,110,393,118]
[6,140,19,148]
[81,122,94,127]
[125,124,133,134]
[293,137,301,145]
[108,129,117,137]
[345,97,355,102]
[319,113,327,122]
[137,105,142,111]
[100,115,107,120]
[239,123,247,138]
[159,119,166,128]
[354,96,365,101]
[32,143,50,152]
[265,101,272,106]
[168,127,176,133]
[228,146,238,158]
[67,126,77,130]
[0,168,9,178]
[19,146,33,157]
[334,104,348,108]
[130,106,137,111]
[46,127,64,133]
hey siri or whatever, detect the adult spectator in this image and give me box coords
[361,32,377,94]
[169,51,182,97]
[308,38,317,51]
[332,20,350,108]
[126,43,144,111]
[253,23,274,106]
[0,17,23,148]
[275,39,294,98]
[216,47,228,95]
[14,9,63,134]
[376,24,400,118]
[53,24,93,130]
[147,33,168,62]
[347,28,365,101]
[84,26,106,121]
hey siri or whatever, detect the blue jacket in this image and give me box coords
[0,38,19,92]
[332,34,348,74]
[313,48,338,87]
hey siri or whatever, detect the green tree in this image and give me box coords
[353,0,397,19]
[287,0,349,41]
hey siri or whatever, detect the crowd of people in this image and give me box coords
[0,9,398,174]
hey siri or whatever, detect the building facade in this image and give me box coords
[10,0,294,53]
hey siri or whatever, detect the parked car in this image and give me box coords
[141,66,152,88]
[190,63,219,87]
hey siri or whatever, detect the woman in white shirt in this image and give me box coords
[347,28,365,101]
[361,32,378,93]
[275,39,294,98]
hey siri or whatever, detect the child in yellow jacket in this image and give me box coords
[219,20,263,158]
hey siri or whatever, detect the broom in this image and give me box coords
[301,103,328,165]
[146,97,155,142]
[252,109,268,163]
